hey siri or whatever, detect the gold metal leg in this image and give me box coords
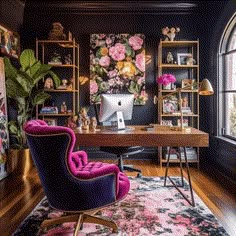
[164,146,195,207]
[74,214,84,236]
[40,212,118,235]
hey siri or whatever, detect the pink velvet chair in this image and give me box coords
[24,119,130,235]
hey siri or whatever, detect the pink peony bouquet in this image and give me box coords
[157,74,176,86]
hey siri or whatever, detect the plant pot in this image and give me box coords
[7,148,34,177]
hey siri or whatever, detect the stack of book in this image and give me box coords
[40,106,58,114]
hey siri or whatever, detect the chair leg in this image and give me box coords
[40,214,82,229]
[40,212,118,234]
[74,214,84,236]
[83,213,118,233]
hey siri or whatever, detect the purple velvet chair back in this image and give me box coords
[24,120,120,212]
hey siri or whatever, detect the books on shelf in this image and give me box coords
[40,106,58,114]
[164,147,197,160]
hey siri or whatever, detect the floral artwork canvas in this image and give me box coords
[90,34,147,105]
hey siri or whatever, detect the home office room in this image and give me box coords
[0,1,236,235]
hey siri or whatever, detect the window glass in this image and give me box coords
[224,93,236,138]
[225,52,236,90]
[228,28,236,51]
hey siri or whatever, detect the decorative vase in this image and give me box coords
[7,148,34,177]
[163,83,172,90]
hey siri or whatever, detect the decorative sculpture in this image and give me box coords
[79,107,90,130]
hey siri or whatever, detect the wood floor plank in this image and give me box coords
[0,159,235,236]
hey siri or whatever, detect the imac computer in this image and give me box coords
[99,93,134,131]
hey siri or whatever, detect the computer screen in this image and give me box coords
[99,93,134,130]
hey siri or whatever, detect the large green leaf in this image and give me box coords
[32,64,55,85]
[4,57,18,80]
[23,60,41,79]
[20,49,37,72]
[32,91,51,106]
[8,121,19,135]
[14,72,33,93]
[47,70,61,88]
[128,81,140,93]
[6,79,28,98]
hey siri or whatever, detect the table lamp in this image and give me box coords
[154,78,214,131]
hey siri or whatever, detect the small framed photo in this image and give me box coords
[177,53,192,65]
[181,79,195,89]
[44,118,57,126]
[163,99,179,114]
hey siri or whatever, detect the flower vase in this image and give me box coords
[163,83,172,90]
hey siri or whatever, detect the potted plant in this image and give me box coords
[4,49,60,175]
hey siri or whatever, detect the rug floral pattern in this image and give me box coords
[90,34,147,105]
[13,177,229,236]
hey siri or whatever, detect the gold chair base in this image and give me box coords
[40,212,118,235]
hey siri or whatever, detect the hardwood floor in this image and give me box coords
[0,159,235,236]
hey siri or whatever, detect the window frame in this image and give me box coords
[219,12,236,141]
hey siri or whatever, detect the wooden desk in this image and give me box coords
[75,125,209,207]
[74,125,209,147]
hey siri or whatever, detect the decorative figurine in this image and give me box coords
[79,107,90,130]
[48,22,67,40]
[182,97,188,108]
[89,116,97,132]
[49,52,62,65]
[161,26,180,41]
[186,55,196,65]
[61,101,67,113]
[66,115,78,129]
[166,52,174,64]
[57,79,68,90]
[64,54,72,65]
[44,77,54,89]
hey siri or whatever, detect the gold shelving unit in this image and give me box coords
[36,38,80,125]
[157,40,200,168]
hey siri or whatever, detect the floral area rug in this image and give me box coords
[13,176,229,236]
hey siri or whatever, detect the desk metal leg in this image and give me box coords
[164,146,195,207]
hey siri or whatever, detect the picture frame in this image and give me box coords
[181,79,195,89]
[44,118,57,126]
[163,99,179,114]
[0,24,20,59]
[177,53,192,65]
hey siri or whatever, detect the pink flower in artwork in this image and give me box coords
[109,43,126,61]
[157,74,176,86]
[99,55,110,67]
[108,69,117,78]
[129,35,144,50]
[135,53,145,72]
[137,76,145,85]
[90,80,98,94]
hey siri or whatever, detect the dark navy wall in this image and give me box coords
[22,2,204,125]
[199,1,236,189]
[2,1,236,188]
[0,0,24,33]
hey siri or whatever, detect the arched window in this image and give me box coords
[219,13,236,140]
